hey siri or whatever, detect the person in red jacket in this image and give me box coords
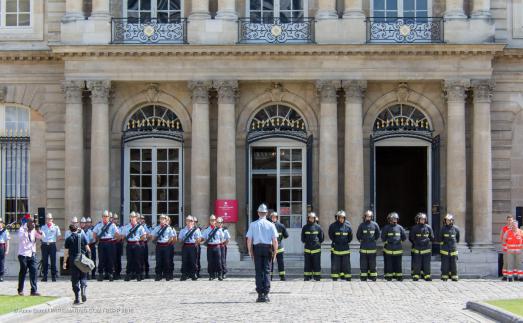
[500,215,514,280]
[502,221,523,282]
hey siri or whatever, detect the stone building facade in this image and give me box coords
[0,0,522,275]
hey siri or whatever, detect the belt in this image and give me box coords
[254,244,272,247]
[100,238,115,243]
[207,244,221,248]
[127,241,141,245]
[42,242,56,245]
[184,243,196,246]
[157,242,170,246]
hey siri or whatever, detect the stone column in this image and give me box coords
[91,0,110,20]
[216,0,238,20]
[87,80,111,221]
[344,0,365,17]
[64,81,85,219]
[62,0,84,22]
[317,80,339,233]
[189,81,212,218]
[342,80,366,228]
[443,79,469,243]
[471,79,494,246]
[444,0,466,18]
[472,0,491,18]
[214,80,240,262]
[316,0,338,19]
[190,0,211,20]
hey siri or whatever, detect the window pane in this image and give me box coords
[157,162,167,174]
[157,189,168,201]
[130,176,140,187]
[252,147,277,170]
[280,216,290,228]
[142,189,152,200]
[374,0,385,10]
[6,0,17,12]
[158,0,168,10]
[19,14,30,26]
[141,0,151,10]
[142,150,152,161]
[280,149,290,161]
[157,175,168,187]
[280,189,290,201]
[6,14,17,26]
[293,0,303,10]
[158,12,168,23]
[130,162,140,173]
[291,202,302,215]
[131,149,140,161]
[170,0,181,10]
[20,0,30,12]
[417,0,428,10]
[142,162,152,174]
[404,0,415,11]
[290,216,302,228]
[291,176,302,188]
[280,0,291,10]
[280,176,290,188]
[387,0,398,10]
[263,0,274,11]
[142,175,152,187]
[128,0,139,10]
[250,0,261,10]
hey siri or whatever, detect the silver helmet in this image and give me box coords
[257,204,269,213]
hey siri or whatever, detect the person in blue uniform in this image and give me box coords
[194,216,202,278]
[179,215,202,281]
[151,214,177,281]
[217,217,230,279]
[329,210,353,281]
[356,210,381,281]
[0,217,10,282]
[64,223,90,304]
[246,204,279,303]
[40,213,61,282]
[93,210,120,281]
[202,215,225,281]
[85,217,97,279]
[120,212,147,281]
[409,212,434,281]
[270,212,289,281]
[138,213,151,279]
[112,213,124,280]
[440,213,460,281]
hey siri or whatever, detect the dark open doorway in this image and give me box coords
[251,174,277,223]
[375,146,428,228]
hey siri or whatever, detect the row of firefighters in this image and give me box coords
[1,211,522,282]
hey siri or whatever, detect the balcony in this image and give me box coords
[111,17,188,44]
[366,17,444,43]
[238,17,315,44]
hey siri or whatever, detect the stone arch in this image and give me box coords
[237,89,319,141]
[363,89,445,137]
[112,88,191,135]
[2,84,60,122]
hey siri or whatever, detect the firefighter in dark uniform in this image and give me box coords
[112,213,123,280]
[440,213,460,281]
[356,210,380,281]
[301,212,324,281]
[409,212,434,281]
[270,212,289,281]
[381,212,406,281]
[329,210,353,281]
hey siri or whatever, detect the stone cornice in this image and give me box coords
[48,44,506,59]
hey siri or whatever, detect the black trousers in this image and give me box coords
[114,242,123,276]
[126,243,143,276]
[155,245,171,277]
[360,252,377,278]
[18,255,38,293]
[169,245,175,276]
[98,242,115,275]
[412,252,431,278]
[88,244,97,277]
[384,254,403,278]
[331,253,351,279]
[207,246,222,277]
[304,251,321,277]
[69,260,87,294]
[441,255,458,279]
[0,245,5,277]
[253,245,272,294]
[275,251,285,276]
[181,245,198,278]
[196,245,201,275]
[220,245,228,274]
[142,243,149,275]
[41,243,57,278]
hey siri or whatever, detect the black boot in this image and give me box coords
[108,274,114,282]
[74,292,80,305]
[81,287,87,302]
[360,277,367,281]
[218,273,224,281]
[155,275,162,281]
[124,275,130,281]
[97,275,103,282]
[280,275,286,281]
[314,276,321,281]
[256,293,264,303]
[263,293,270,302]
[52,275,57,282]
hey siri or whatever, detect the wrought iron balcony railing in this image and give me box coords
[111,17,188,44]
[238,17,315,44]
[366,17,444,43]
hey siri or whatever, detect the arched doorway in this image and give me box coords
[370,104,440,231]
[121,104,184,228]
[247,104,312,254]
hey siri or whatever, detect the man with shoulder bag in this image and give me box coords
[64,222,92,305]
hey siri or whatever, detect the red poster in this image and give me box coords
[214,199,238,223]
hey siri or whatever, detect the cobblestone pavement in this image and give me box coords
[2,278,523,322]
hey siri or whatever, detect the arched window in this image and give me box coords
[0,105,30,228]
[248,104,307,143]
[123,105,183,228]
[373,104,432,134]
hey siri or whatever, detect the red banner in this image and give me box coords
[214,199,238,223]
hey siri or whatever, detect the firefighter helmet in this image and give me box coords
[387,212,399,223]
[257,204,269,213]
[336,210,346,218]
[443,213,455,225]
[415,212,427,224]
[362,210,374,221]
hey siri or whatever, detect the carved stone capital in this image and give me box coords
[0,85,6,104]
[63,80,84,104]
[443,79,470,102]
[87,80,111,104]
[316,80,339,104]
[214,80,238,105]
[188,81,212,104]
[342,80,367,100]
[471,79,495,103]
